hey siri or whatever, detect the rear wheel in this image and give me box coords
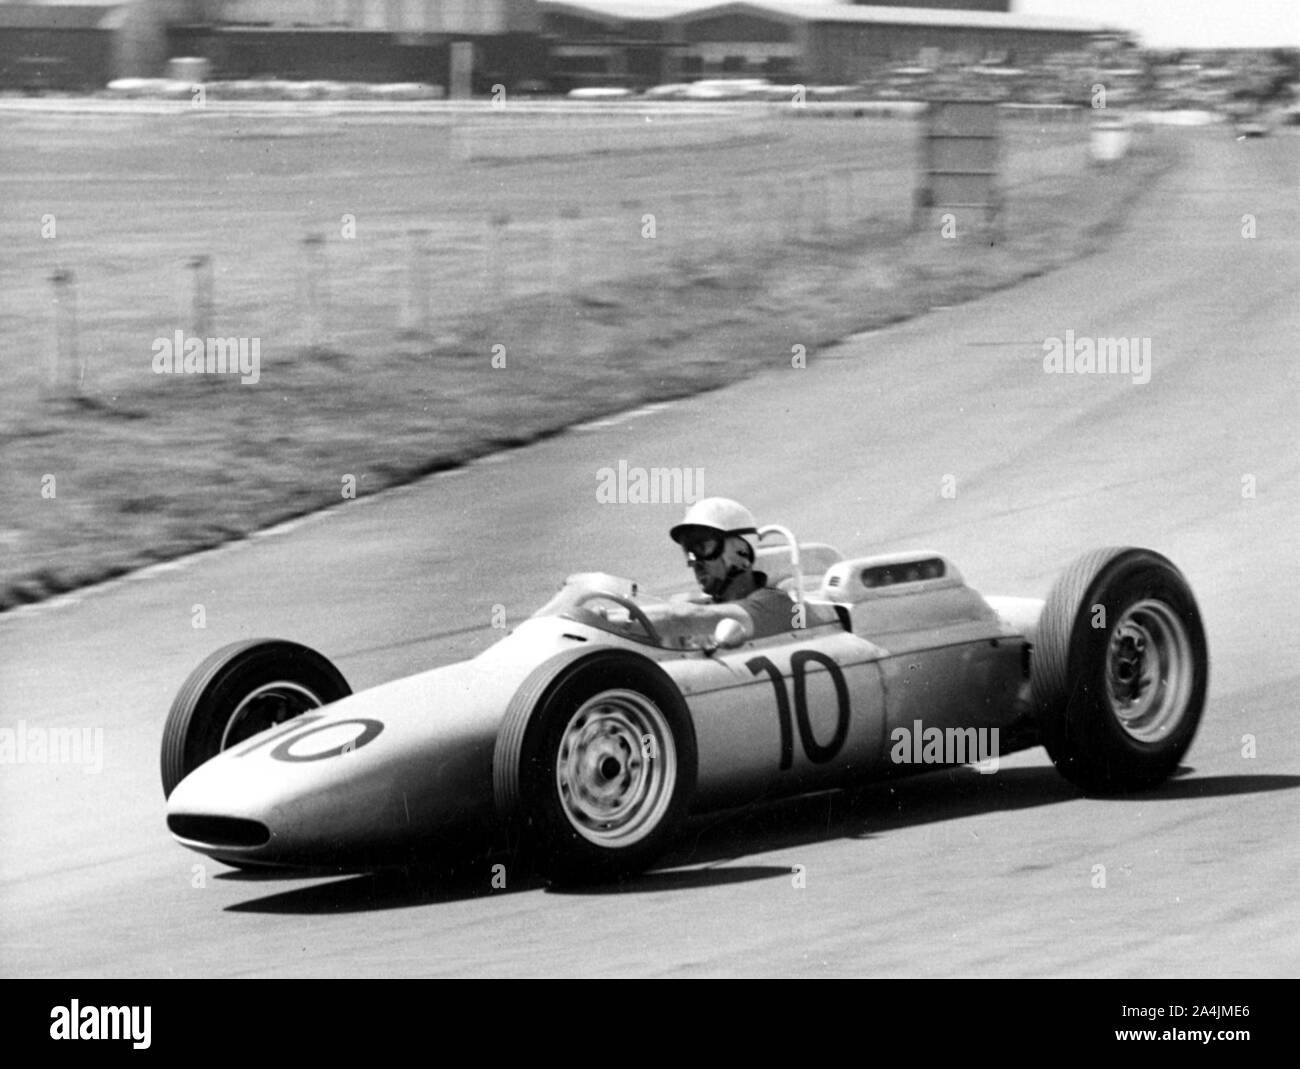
[494,651,696,883]
[161,639,350,798]
[1034,547,1207,793]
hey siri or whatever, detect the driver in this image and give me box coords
[666,497,793,640]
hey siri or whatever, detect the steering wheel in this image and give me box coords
[572,591,664,647]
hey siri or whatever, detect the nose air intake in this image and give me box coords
[168,814,271,848]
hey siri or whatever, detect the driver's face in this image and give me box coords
[683,534,729,597]
[691,554,729,595]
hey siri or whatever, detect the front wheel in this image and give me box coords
[1033,547,1208,793]
[494,651,697,883]
[161,639,351,798]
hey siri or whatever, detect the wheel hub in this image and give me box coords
[1109,624,1149,702]
[1104,600,1192,743]
[555,690,677,848]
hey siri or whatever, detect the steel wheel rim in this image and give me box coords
[1105,599,1192,743]
[221,681,323,750]
[555,689,676,847]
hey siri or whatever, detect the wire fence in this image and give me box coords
[9,108,1101,408]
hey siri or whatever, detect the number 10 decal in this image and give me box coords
[747,652,851,770]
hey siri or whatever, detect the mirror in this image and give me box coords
[712,618,748,650]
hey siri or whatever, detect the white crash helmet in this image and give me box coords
[670,497,759,565]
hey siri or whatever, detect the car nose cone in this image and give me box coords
[164,660,501,866]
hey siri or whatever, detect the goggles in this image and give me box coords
[682,534,725,562]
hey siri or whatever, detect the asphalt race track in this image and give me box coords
[1,128,1297,977]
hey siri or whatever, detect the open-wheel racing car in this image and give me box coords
[161,529,1208,883]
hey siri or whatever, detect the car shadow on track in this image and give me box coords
[220,765,1300,914]
[219,763,1060,913]
[223,858,792,913]
[1092,769,1300,801]
[661,763,1079,873]
[223,861,537,914]
[654,765,1300,872]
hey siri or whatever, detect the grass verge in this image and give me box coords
[0,115,1178,611]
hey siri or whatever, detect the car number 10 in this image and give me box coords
[746,652,851,770]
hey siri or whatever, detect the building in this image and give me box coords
[168,0,545,86]
[0,1,165,89]
[541,2,695,88]
[0,0,547,89]
[0,0,1109,93]
[849,0,1009,10]
[538,1,1107,89]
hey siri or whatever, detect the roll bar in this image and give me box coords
[757,523,803,608]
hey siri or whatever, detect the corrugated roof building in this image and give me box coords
[539,1,1108,88]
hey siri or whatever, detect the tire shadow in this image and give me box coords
[542,864,793,896]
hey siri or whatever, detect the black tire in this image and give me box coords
[1034,547,1208,793]
[161,639,351,799]
[494,650,697,884]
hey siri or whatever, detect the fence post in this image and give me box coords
[670,192,694,272]
[300,233,328,349]
[483,212,511,306]
[189,254,213,339]
[763,179,780,248]
[559,205,583,288]
[552,207,581,356]
[402,228,431,334]
[787,179,805,243]
[49,268,81,395]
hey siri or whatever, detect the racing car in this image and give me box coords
[161,531,1207,882]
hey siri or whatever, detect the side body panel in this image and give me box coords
[875,631,1032,772]
[669,586,1038,812]
[843,579,1037,768]
[667,625,888,810]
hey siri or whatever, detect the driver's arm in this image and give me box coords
[639,600,755,645]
